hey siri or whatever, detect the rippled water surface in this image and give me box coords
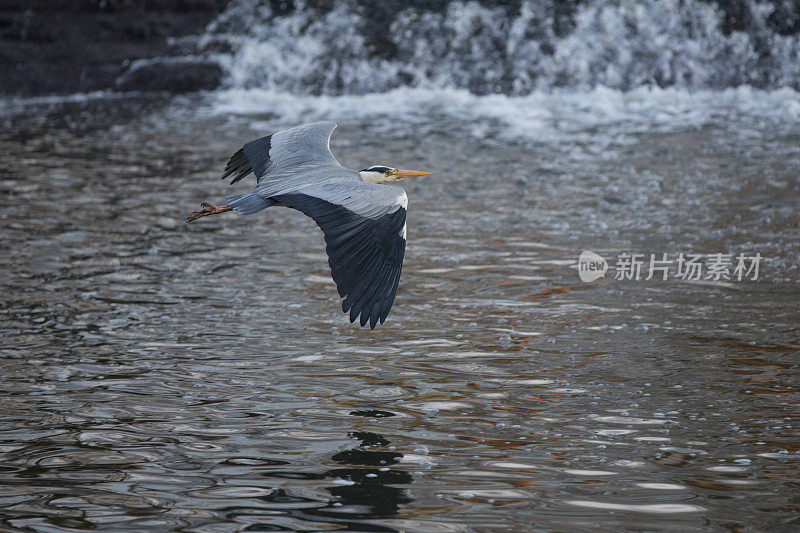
[1,94,799,531]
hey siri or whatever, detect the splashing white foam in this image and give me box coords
[206,0,800,94]
[209,85,800,143]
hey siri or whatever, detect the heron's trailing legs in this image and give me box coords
[187,202,233,222]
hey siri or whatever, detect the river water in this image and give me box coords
[0,90,798,531]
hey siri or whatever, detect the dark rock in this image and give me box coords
[115,58,223,93]
[0,0,229,96]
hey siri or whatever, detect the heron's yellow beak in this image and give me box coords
[391,169,431,179]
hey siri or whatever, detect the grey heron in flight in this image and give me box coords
[187,121,430,328]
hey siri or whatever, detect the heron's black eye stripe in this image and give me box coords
[362,166,392,173]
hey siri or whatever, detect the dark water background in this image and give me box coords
[1,93,799,531]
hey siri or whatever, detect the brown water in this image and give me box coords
[1,94,799,531]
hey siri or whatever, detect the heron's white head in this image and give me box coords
[359,165,431,184]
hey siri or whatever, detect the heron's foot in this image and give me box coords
[187,202,233,223]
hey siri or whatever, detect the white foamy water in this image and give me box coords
[199,0,800,143]
[205,0,800,94]
[209,85,800,143]
[0,90,149,116]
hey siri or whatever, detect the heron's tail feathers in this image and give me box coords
[225,193,275,215]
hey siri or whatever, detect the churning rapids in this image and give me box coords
[1,0,800,531]
[200,0,800,95]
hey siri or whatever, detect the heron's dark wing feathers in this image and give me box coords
[221,148,252,185]
[220,122,340,185]
[273,182,407,328]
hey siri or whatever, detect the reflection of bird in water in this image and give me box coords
[187,122,430,328]
[324,431,412,519]
[256,429,412,530]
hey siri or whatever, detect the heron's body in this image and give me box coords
[187,122,430,328]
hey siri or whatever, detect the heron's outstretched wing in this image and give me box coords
[221,122,340,185]
[272,181,408,329]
